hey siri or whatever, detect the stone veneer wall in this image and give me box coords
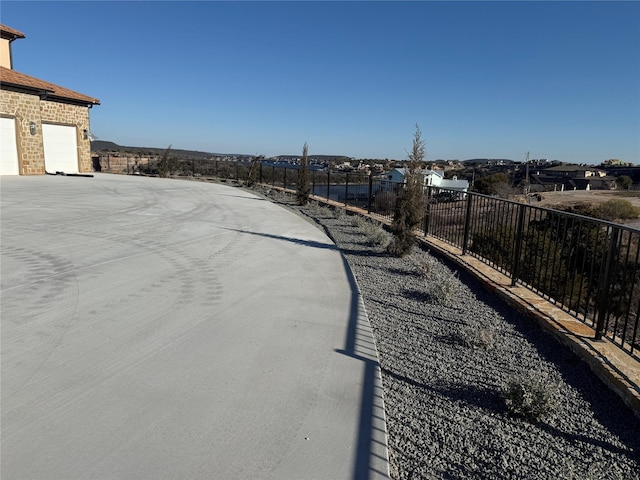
[0,90,92,174]
[92,154,159,173]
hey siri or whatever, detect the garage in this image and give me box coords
[43,124,79,174]
[0,116,19,175]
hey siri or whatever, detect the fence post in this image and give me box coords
[422,185,430,236]
[326,170,330,201]
[259,161,263,184]
[510,203,526,287]
[235,161,239,181]
[367,173,373,213]
[461,193,473,255]
[344,174,349,206]
[284,168,287,190]
[595,227,620,340]
[312,170,316,197]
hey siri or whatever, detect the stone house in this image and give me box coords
[0,24,100,175]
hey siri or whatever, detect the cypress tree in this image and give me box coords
[297,142,311,205]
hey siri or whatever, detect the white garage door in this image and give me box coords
[0,117,20,175]
[43,124,78,174]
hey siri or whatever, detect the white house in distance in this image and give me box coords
[385,167,469,194]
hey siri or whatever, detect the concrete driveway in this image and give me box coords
[1,174,388,479]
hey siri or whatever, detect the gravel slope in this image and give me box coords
[272,193,640,480]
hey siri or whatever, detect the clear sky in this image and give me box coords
[2,1,639,164]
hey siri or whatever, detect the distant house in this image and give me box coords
[529,165,616,191]
[385,167,469,194]
[0,24,100,175]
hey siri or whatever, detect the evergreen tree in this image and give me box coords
[159,145,172,178]
[297,142,311,205]
[388,125,426,256]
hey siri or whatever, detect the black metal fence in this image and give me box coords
[112,158,639,356]
[423,192,640,356]
[307,171,638,357]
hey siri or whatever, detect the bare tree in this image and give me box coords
[247,154,264,187]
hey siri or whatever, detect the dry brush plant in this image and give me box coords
[503,371,561,422]
[430,270,460,305]
[463,325,498,350]
[415,252,438,276]
[352,216,392,249]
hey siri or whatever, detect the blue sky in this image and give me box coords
[3,1,639,163]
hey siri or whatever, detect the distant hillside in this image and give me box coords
[91,141,351,162]
[91,141,223,159]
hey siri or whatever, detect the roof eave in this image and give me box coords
[1,82,100,106]
[0,81,53,97]
[45,94,101,107]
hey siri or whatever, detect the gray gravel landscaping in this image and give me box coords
[266,191,640,480]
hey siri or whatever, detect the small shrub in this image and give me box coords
[351,216,367,228]
[503,372,560,422]
[360,220,392,249]
[597,199,640,221]
[334,207,346,220]
[430,271,459,305]
[415,254,438,276]
[350,216,392,248]
[307,202,333,218]
[464,326,497,350]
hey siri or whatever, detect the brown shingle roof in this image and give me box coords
[0,66,100,105]
[0,24,26,40]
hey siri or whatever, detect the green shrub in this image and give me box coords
[503,372,560,422]
[430,271,459,305]
[360,220,392,249]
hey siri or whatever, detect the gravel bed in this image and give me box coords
[268,192,640,480]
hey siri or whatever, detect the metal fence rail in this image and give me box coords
[359,176,640,356]
[106,158,639,356]
[312,171,639,356]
